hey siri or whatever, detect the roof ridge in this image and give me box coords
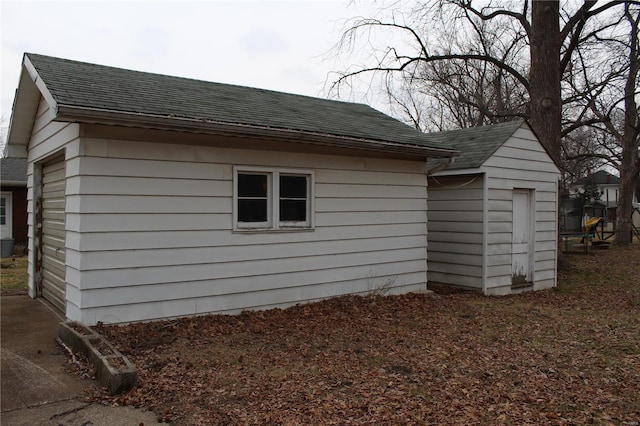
[18,53,457,156]
[24,52,367,109]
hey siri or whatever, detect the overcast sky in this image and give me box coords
[1,0,389,140]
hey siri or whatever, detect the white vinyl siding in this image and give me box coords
[482,125,559,295]
[26,98,80,319]
[426,122,560,296]
[427,174,484,290]
[68,132,428,324]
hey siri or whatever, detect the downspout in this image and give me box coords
[426,156,456,176]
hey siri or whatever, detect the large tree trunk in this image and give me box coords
[616,159,638,245]
[529,1,565,264]
[529,1,562,167]
[615,5,640,246]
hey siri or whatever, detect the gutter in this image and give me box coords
[0,180,27,186]
[426,156,456,175]
[55,105,458,160]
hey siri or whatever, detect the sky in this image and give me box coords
[0,0,389,144]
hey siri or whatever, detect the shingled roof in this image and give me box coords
[426,120,525,171]
[0,157,27,184]
[576,170,620,186]
[12,53,456,159]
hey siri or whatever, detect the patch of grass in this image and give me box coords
[0,256,28,294]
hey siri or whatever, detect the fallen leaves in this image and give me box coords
[88,246,640,425]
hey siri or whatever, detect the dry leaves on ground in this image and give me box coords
[90,247,640,425]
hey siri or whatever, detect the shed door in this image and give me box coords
[41,158,67,312]
[512,189,533,286]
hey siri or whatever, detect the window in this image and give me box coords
[234,167,313,231]
[0,197,5,225]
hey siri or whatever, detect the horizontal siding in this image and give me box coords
[72,136,429,324]
[77,272,427,324]
[76,247,427,289]
[71,235,427,270]
[80,270,428,310]
[428,123,560,295]
[68,223,426,251]
[427,174,483,290]
[26,98,81,310]
[482,123,560,292]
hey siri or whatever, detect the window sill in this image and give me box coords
[233,227,315,234]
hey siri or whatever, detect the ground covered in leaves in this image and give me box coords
[92,247,640,425]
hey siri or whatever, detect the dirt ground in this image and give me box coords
[90,247,640,425]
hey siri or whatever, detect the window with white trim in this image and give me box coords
[234,167,313,230]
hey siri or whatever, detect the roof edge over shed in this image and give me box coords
[54,104,457,159]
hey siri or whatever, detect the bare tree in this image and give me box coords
[562,3,639,245]
[331,0,638,244]
[331,0,631,164]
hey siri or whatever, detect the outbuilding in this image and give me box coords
[425,120,561,295]
[6,53,457,325]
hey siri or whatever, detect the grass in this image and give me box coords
[0,257,28,294]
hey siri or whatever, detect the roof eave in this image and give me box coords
[6,55,60,157]
[0,180,27,187]
[56,105,458,160]
[428,167,484,177]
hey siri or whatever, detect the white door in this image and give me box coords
[512,190,533,286]
[0,193,11,240]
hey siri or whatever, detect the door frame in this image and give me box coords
[1,192,12,240]
[33,151,66,308]
[512,188,535,287]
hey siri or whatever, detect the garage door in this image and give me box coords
[41,157,66,312]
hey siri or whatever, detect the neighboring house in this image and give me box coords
[574,170,640,230]
[0,156,28,256]
[6,53,457,325]
[425,120,561,295]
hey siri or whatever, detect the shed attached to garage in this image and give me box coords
[426,120,561,295]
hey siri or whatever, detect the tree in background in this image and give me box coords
[563,3,639,244]
[580,177,602,204]
[331,0,638,245]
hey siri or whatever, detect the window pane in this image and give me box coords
[280,200,307,222]
[280,175,307,198]
[238,174,268,197]
[238,199,268,222]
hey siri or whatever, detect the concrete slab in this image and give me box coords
[1,295,166,425]
[0,399,161,426]
[0,348,79,411]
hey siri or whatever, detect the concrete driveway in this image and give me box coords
[1,295,164,425]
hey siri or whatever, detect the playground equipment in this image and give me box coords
[561,197,609,252]
[582,216,602,232]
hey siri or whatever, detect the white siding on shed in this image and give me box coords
[69,134,429,324]
[483,125,559,295]
[427,174,484,290]
[426,122,560,296]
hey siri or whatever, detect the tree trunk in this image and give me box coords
[615,4,640,246]
[529,1,562,167]
[616,160,637,245]
[530,1,565,264]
